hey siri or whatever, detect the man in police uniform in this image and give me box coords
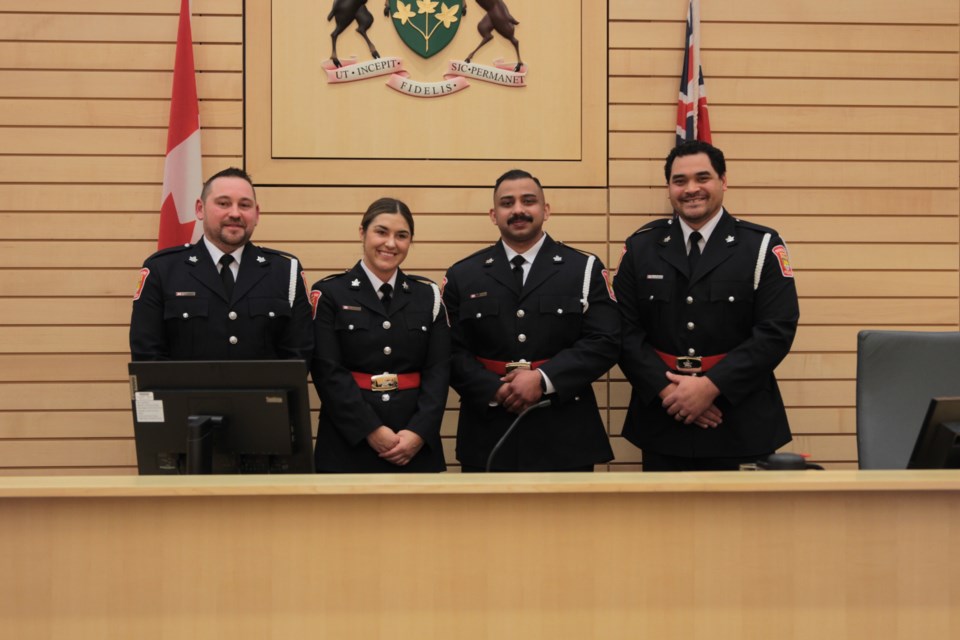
[613,141,799,471]
[130,167,313,362]
[443,169,619,471]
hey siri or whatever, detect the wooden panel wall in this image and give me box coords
[0,0,957,474]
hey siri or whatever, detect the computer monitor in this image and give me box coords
[907,397,960,469]
[128,360,314,475]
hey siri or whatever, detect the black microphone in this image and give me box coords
[485,399,551,472]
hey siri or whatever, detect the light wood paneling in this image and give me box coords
[0,0,956,475]
[609,22,960,52]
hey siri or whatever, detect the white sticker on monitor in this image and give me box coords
[134,391,165,423]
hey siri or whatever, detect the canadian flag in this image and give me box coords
[158,0,203,249]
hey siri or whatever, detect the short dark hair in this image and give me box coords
[664,141,726,182]
[200,167,256,202]
[361,197,415,238]
[493,169,543,197]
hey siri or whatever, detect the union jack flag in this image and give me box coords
[676,0,711,146]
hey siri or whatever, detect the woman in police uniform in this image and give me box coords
[310,198,449,472]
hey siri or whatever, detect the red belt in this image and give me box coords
[476,357,549,375]
[351,372,421,392]
[655,349,726,374]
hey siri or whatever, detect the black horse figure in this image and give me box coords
[463,0,523,72]
[327,0,381,68]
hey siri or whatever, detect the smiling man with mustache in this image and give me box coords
[442,169,620,472]
[130,167,313,363]
[613,141,800,471]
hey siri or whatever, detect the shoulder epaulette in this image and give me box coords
[554,240,599,261]
[631,217,672,237]
[145,243,194,261]
[320,270,350,282]
[405,274,437,286]
[449,243,497,267]
[734,218,779,236]
[259,246,297,261]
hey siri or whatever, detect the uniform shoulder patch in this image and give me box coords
[771,244,794,277]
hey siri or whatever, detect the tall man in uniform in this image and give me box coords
[613,141,799,471]
[130,167,313,362]
[443,169,620,471]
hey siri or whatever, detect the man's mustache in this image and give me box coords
[507,214,534,224]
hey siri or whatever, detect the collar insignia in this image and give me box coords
[726,235,735,243]
[188,256,198,263]
[401,281,410,291]
[553,255,562,262]
[256,255,266,263]
[485,257,494,265]
[350,279,361,288]
[662,235,671,244]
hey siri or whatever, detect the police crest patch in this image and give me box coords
[771,244,794,278]
[134,268,149,301]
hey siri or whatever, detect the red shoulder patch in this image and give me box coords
[133,268,150,301]
[771,245,794,278]
[601,269,617,301]
[309,289,322,320]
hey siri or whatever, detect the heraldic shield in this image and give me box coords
[388,1,462,58]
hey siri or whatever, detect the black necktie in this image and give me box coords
[218,254,235,300]
[511,255,525,290]
[688,231,702,274]
[379,283,393,311]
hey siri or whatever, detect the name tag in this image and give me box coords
[646,274,664,280]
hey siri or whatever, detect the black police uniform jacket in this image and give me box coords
[442,235,619,470]
[130,241,313,361]
[310,263,449,473]
[613,211,800,458]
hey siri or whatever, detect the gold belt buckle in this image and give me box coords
[505,360,531,373]
[370,373,399,392]
[675,356,702,373]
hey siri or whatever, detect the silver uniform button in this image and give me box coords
[728,296,735,302]
[421,326,427,332]
[686,296,694,304]
[228,311,238,320]
[688,348,696,356]
[383,346,392,355]
[182,312,189,319]
[686,322,695,330]
[517,309,525,318]
[649,295,655,300]
[348,324,354,331]
[518,334,527,342]
[556,308,563,315]
[382,321,391,329]
[268,311,275,318]
[381,393,390,402]
[229,336,238,345]
[476,312,482,319]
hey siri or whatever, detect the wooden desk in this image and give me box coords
[1,472,958,639]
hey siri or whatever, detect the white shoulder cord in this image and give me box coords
[754,233,771,290]
[288,258,298,307]
[429,282,441,321]
[581,254,596,313]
